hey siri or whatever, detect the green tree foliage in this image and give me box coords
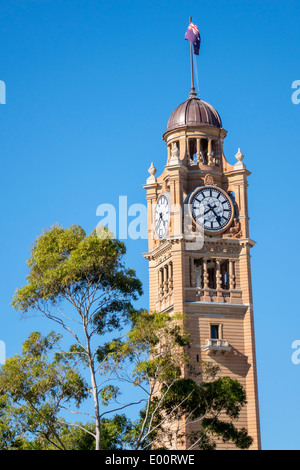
[0,332,133,450]
[0,332,88,450]
[12,225,142,329]
[11,225,143,450]
[101,311,253,450]
[47,416,132,450]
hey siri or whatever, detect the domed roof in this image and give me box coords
[166,94,222,132]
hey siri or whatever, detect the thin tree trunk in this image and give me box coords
[83,323,101,450]
[89,357,101,450]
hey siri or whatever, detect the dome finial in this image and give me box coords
[189,86,197,99]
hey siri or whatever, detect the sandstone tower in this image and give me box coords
[143,81,261,449]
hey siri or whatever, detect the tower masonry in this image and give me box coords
[143,86,261,450]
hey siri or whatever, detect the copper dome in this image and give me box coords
[166,96,222,132]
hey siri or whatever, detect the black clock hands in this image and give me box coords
[204,204,222,225]
[156,213,163,228]
[204,205,213,215]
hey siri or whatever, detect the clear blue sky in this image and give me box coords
[0,0,299,450]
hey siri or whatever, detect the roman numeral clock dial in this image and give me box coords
[189,185,234,234]
[155,194,170,239]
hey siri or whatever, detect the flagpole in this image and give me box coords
[189,16,196,97]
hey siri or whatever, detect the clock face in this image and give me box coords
[190,186,234,234]
[155,195,170,239]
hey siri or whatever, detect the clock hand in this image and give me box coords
[210,207,223,224]
[204,204,217,215]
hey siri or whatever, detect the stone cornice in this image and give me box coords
[185,237,256,251]
[142,239,172,261]
[143,237,256,261]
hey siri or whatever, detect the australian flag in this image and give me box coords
[184,23,201,55]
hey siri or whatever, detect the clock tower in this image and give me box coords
[143,81,261,448]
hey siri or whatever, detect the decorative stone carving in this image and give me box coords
[195,242,241,255]
[188,157,197,166]
[195,264,202,288]
[225,219,243,238]
[191,259,202,288]
[208,155,215,166]
[171,142,179,158]
[162,178,169,192]
[234,148,246,170]
[204,174,215,186]
[147,162,157,184]
[197,151,204,164]
[169,142,180,165]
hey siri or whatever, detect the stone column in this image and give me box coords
[168,262,173,291]
[215,140,220,166]
[196,138,202,163]
[186,136,190,163]
[216,259,223,301]
[208,139,214,166]
[164,265,169,294]
[202,258,211,301]
[229,260,235,290]
[159,269,164,297]
[167,144,171,164]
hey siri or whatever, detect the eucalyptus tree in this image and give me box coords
[0,330,132,450]
[102,311,253,450]
[0,331,88,450]
[12,225,142,450]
